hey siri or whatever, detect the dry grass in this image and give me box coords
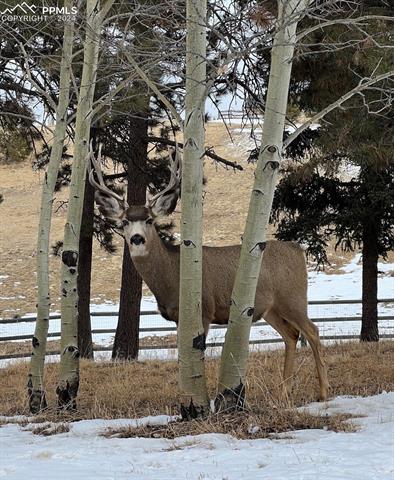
[0,341,393,438]
[26,422,70,436]
[0,335,177,356]
[1,122,393,318]
[104,409,358,440]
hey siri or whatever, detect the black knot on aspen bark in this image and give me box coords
[66,345,80,358]
[214,382,246,413]
[180,398,206,421]
[69,268,76,274]
[241,307,254,317]
[28,389,48,414]
[62,250,78,267]
[264,160,280,171]
[192,333,206,351]
[32,336,39,348]
[56,381,78,411]
[267,145,277,153]
[183,239,196,248]
[184,137,198,150]
[249,242,266,256]
[62,288,68,297]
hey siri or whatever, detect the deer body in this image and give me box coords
[132,236,306,333]
[89,148,329,400]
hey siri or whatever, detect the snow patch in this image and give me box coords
[0,393,393,479]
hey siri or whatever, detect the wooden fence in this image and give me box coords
[0,298,393,361]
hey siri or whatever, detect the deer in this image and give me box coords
[88,147,329,401]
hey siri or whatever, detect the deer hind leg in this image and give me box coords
[264,310,299,397]
[282,310,329,401]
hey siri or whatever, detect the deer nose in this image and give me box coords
[130,234,145,245]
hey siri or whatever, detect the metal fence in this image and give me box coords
[0,298,393,361]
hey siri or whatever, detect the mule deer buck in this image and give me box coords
[89,147,329,401]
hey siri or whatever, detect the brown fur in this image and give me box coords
[125,206,150,222]
[91,174,329,400]
[132,230,329,400]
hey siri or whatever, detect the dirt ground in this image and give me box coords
[0,122,391,318]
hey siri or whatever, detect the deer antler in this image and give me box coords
[87,144,128,209]
[147,144,182,210]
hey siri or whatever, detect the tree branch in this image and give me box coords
[297,15,394,42]
[122,49,184,128]
[104,135,243,176]
[283,70,394,149]
[148,135,243,170]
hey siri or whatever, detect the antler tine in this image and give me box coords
[148,144,182,207]
[87,143,127,206]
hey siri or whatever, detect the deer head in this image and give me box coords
[88,145,181,257]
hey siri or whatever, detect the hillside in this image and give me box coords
[0,121,391,317]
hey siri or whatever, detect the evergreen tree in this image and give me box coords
[271,1,394,341]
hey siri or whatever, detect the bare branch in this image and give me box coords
[148,135,243,170]
[283,70,394,149]
[297,15,394,42]
[121,49,184,128]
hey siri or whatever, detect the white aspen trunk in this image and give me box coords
[216,0,309,409]
[178,0,210,418]
[27,6,75,414]
[57,0,111,409]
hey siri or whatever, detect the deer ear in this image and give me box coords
[94,191,125,221]
[150,188,180,217]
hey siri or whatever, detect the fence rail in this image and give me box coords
[0,298,393,361]
[1,299,393,326]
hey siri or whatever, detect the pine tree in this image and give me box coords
[272,1,394,342]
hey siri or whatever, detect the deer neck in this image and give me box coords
[130,232,179,307]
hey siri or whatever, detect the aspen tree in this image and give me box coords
[28,2,75,413]
[178,0,210,418]
[57,0,114,409]
[217,0,310,409]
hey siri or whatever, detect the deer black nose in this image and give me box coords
[130,234,145,245]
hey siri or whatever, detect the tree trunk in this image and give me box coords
[112,114,148,360]
[360,222,379,342]
[57,0,111,409]
[216,0,309,411]
[178,0,210,419]
[28,3,75,414]
[77,173,95,359]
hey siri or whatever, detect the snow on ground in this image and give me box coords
[308,254,393,302]
[0,392,393,480]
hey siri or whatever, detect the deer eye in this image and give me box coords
[146,218,153,225]
[122,219,129,227]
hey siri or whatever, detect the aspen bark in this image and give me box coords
[57,0,113,409]
[217,0,309,409]
[28,5,75,414]
[178,0,210,418]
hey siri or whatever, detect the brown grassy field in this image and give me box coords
[0,334,177,357]
[2,121,384,319]
[1,341,393,438]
